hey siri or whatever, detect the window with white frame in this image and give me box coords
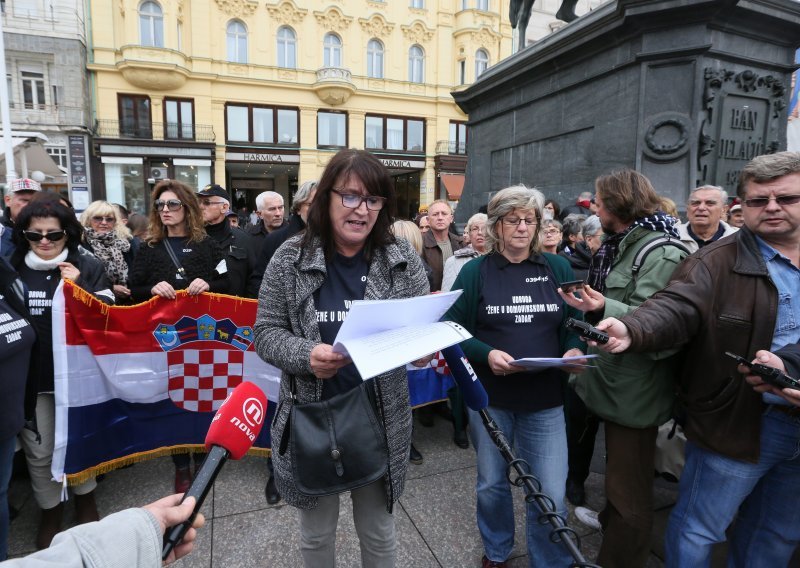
[21,70,45,109]
[46,147,68,169]
[226,20,248,63]
[477,0,489,10]
[318,111,347,148]
[139,1,164,47]
[7,74,13,107]
[367,39,384,79]
[324,33,342,67]
[408,45,424,83]
[277,26,297,68]
[410,0,424,7]
[475,49,489,78]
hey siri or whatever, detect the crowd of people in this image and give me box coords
[0,149,799,568]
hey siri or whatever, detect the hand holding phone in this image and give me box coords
[725,351,800,390]
[565,317,609,345]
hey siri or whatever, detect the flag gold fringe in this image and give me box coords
[64,445,272,486]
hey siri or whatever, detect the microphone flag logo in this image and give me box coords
[153,315,255,412]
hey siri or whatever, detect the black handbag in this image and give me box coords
[288,378,389,497]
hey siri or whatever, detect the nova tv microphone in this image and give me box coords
[441,344,489,411]
[162,381,267,560]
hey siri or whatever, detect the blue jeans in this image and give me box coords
[665,407,800,568]
[0,435,15,561]
[468,405,570,568]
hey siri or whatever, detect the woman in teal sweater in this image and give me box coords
[444,185,585,568]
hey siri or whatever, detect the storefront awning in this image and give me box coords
[441,174,465,201]
[0,132,64,178]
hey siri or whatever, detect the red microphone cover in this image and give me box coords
[205,381,267,460]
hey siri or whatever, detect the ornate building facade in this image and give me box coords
[87,0,515,217]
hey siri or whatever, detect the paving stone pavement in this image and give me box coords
[7,416,675,567]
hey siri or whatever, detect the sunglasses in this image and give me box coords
[91,215,116,224]
[743,195,800,208]
[23,230,66,242]
[154,199,183,212]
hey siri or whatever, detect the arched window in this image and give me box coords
[408,45,424,84]
[367,39,384,79]
[139,1,163,47]
[477,0,489,10]
[475,49,489,78]
[324,33,342,67]
[226,20,248,63]
[277,26,297,68]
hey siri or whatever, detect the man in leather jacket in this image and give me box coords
[596,151,800,567]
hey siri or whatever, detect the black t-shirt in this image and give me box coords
[18,264,60,392]
[473,253,564,412]
[313,250,369,399]
[0,292,35,438]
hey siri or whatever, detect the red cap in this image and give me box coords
[205,382,267,460]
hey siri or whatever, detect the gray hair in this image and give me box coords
[582,214,602,237]
[578,191,593,201]
[291,181,317,213]
[255,190,283,211]
[561,214,586,238]
[486,184,544,254]
[738,152,800,198]
[691,185,728,204]
[465,212,488,234]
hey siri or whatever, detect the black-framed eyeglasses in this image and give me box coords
[501,216,537,227]
[743,195,800,208]
[331,189,387,211]
[91,215,115,224]
[23,230,66,242]
[154,199,183,212]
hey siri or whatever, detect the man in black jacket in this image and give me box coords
[196,184,258,298]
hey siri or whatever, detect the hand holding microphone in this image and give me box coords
[162,381,268,560]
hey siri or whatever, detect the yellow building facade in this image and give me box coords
[88,0,511,218]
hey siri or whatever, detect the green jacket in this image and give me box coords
[574,226,688,428]
[444,252,585,365]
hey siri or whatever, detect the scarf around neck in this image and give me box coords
[84,228,130,285]
[25,248,68,271]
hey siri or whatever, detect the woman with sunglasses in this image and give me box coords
[10,193,113,549]
[443,185,586,568]
[129,180,229,493]
[79,200,140,304]
[254,149,429,567]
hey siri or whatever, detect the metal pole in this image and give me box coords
[0,10,17,183]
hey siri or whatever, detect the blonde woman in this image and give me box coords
[80,200,139,303]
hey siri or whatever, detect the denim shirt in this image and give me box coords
[757,236,800,404]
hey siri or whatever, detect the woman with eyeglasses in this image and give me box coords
[254,149,429,567]
[10,193,113,549]
[540,218,563,255]
[79,200,140,304]
[129,180,229,493]
[443,185,585,568]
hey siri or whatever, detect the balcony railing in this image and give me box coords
[94,120,215,143]
[10,103,89,128]
[436,140,467,155]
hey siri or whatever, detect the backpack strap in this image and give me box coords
[631,235,690,276]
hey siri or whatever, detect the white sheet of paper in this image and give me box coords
[331,291,469,380]
[510,354,599,370]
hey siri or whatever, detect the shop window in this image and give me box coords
[277,26,296,68]
[409,45,424,84]
[139,1,163,47]
[118,94,152,139]
[225,104,299,145]
[164,98,194,140]
[318,111,347,148]
[102,157,146,215]
[226,20,248,64]
[324,33,342,68]
[476,49,489,78]
[367,39,384,79]
[365,115,425,153]
[449,121,468,154]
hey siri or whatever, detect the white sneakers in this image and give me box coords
[574,506,602,531]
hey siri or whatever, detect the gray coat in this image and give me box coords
[253,234,430,510]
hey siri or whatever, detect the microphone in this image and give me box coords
[162,381,267,560]
[441,344,489,411]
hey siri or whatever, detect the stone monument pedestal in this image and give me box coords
[453,0,800,217]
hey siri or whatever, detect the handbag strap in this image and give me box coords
[162,240,187,279]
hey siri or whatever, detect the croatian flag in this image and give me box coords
[52,282,454,484]
[51,282,280,484]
